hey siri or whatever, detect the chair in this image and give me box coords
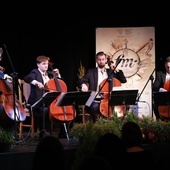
[18,79,55,138]
[76,105,92,124]
[18,79,34,139]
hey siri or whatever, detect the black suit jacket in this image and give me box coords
[24,69,54,105]
[153,70,166,92]
[77,67,127,91]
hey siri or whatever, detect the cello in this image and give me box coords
[99,56,125,119]
[0,78,26,124]
[45,64,76,123]
[158,80,170,119]
[99,78,125,119]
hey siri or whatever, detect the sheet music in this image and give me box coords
[55,91,92,106]
[112,87,138,91]
[85,91,98,107]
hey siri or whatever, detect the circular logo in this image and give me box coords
[112,48,140,78]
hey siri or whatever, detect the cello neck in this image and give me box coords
[48,61,62,92]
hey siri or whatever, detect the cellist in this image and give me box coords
[153,56,170,121]
[0,47,13,130]
[76,51,127,122]
[24,55,62,139]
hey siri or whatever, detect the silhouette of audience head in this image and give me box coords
[94,133,126,169]
[121,122,155,170]
[32,135,65,170]
[121,121,143,148]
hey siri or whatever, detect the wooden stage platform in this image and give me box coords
[10,133,79,153]
[0,131,79,170]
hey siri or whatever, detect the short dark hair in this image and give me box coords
[96,51,106,59]
[165,56,170,63]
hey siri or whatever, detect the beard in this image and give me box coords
[98,64,105,68]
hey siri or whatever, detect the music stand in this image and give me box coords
[110,89,138,106]
[55,91,91,139]
[153,92,170,106]
[31,91,61,137]
[55,91,91,106]
[109,89,138,118]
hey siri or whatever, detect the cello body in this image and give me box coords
[158,80,170,119]
[0,79,26,124]
[45,78,76,123]
[99,78,125,119]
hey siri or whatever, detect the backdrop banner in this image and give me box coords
[96,27,155,118]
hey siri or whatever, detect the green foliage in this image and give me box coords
[70,113,170,144]
[70,113,170,170]
[0,129,14,144]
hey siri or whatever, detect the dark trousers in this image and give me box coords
[34,106,50,132]
[85,101,100,122]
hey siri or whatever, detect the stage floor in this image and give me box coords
[9,130,79,153]
[0,130,79,170]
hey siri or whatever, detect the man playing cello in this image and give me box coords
[76,51,127,122]
[153,56,170,121]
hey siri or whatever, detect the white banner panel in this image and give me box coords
[96,27,155,118]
